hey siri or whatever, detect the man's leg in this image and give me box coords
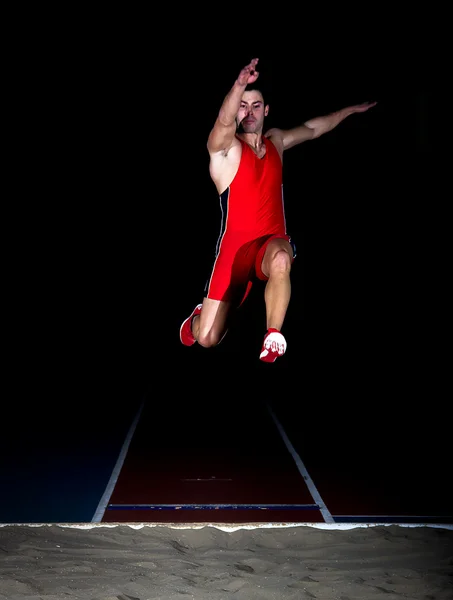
[258,238,293,362]
[181,239,253,349]
[190,298,231,348]
[260,238,293,331]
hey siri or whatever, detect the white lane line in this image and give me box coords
[266,402,334,523]
[91,397,145,523]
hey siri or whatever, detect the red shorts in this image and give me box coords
[204,233,296,305]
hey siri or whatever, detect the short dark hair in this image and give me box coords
[244,83,270,106]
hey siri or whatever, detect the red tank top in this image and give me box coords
[222,136,286,239]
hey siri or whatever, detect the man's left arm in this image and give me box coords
[266,101,377,151]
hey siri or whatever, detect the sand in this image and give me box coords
[0,522,452,599]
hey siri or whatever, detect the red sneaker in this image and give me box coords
[259,328,287,362]
[180,304,202,346]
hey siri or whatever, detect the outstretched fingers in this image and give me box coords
[249,57,259,72]
[354,101,378,112]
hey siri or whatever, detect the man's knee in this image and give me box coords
[198,327,223,348]
[269,248,292,275]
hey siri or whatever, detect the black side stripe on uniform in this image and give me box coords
[215,188,229,257]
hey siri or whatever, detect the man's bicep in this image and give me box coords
[282,125,315,149]
[207,119,237,153]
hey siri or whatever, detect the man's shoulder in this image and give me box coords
[264,127,282,136]
[264,130,284,161]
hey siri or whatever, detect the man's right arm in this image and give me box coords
[207,80,246,155]
[207,58,259,156]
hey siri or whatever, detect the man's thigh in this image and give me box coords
[199,297,231,338]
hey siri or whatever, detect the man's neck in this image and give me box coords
[238,132,263,150]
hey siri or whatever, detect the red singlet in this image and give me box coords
[204,135,295,305]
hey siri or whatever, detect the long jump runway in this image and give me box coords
[92,386,453,526]
[94,394,327,525]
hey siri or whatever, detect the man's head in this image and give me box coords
[236,87,269,134]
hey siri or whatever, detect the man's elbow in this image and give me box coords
[305,125,321,140]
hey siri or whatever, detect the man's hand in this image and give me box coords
[347,101,377,114]
[237,58,259,86]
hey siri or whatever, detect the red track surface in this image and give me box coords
[99,393,452,525]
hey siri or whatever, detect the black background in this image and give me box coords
[2,13,448,521]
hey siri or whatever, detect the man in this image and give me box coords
[180,58,376,362]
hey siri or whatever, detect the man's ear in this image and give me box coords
[264,105,269,117]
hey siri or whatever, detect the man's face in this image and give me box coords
[237,90,269,133]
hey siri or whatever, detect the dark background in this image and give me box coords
[2,18,448,522]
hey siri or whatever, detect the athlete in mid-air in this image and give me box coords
[180,57,376,362]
